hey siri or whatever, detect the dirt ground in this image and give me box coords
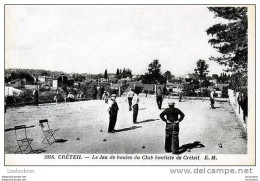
[4,95,247,154]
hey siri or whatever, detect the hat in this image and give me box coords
[111,94,117,97]
[168,102,175,106]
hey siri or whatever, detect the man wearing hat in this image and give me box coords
[107,94,119,133]
[160,102,185,154]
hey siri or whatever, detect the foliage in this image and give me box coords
[218,73,231,83]
[115,68,132,79]
[206,7,248,73]
[194,59,209,79]
[206,7,248,92]
[164,70,174,82]
[5,72,34,84]
[140,59,166,84]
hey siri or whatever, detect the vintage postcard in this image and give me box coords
[4,4,255,166]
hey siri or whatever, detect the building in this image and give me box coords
[38,76,46,83]
[5,86,23,96]
[215,83,229,91]
[53,74,68,88]
[7,79,24,88]
[165,83,182,95]
[209,79,218,85]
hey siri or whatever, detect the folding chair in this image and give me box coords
[14,125,34,154]
[39,119,59,145]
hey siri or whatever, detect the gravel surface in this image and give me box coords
[4,96,247,154]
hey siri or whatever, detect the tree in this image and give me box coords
[104,69,108,79]
[206,7,247,73]
[140,59,166,84]
[41,71,49,76]
[212,74,219,80]
[164,70,173,82]
[194,59,209,80]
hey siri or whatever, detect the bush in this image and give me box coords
[148,90,155,94]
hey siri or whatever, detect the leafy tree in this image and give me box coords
[164,70,173,82]
[115,68,132,79]
[194,59,209,79]
[212,74,219,80]
[140,59,166,84]
[6,72,34,84]
[41,71,49,76]
[206,7,248,90]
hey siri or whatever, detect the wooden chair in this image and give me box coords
[39,119,59,145]
[14,125,34,154]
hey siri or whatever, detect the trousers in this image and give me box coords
[165,123,179,153]
[128,97,133,111]
[157,96,163,109]
[133,104,139,123]
[210,98,215,108]
[108,112,117,132]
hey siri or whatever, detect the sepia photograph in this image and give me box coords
[3,4,255,166]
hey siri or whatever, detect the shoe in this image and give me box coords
[165,150,172,153]
[111,130,115,133]
[172,151,179,154]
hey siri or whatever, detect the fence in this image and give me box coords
[228,89,247,130]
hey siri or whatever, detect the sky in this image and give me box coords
[5,5,227,76]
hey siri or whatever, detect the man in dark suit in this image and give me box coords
[160,102,185,154]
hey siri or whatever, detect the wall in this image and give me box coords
[228,89,247,130]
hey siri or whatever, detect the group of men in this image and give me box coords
[106,87,185,154]
[107,88,140,133]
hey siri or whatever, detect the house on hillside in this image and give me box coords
[5,86,23,96]
[215,83,229,91]
[7,79,25,88]
[38,76,46,83]
[118,77,131,84]
[53,74,68,88]
[166,83,182,95]
[110,83,123,90]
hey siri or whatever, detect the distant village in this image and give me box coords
[5,60,231,107]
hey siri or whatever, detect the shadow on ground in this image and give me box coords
[178,141,205,154]
[55,139,68,143]
[211,106,221,109]
[31,149,47,154]
[135,119,159,124]
[115,126,142,132]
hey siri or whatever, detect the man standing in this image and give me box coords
[160,102,185,154]
[33,86,39,106]
[107,94,119,133]
[163,85,167,97]
[102,91,109,104]
[100,85,105,100]
[127,89,134,111]
[156,87,163,109]
[210,89,216,109]
[178,91,183,102]
[132,90,140,124]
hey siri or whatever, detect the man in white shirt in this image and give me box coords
[127,89,134,111]
[132,90,140,124]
